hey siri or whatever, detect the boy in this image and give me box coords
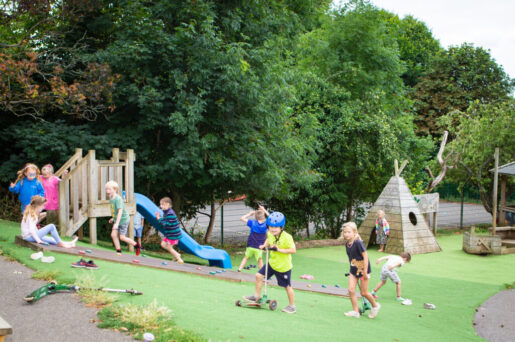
[371,252,411,301]
[237,205,269,272]
[155,197,183,264]
[243,212,297,314]
[105,181,140,256]
[133,211,144,249]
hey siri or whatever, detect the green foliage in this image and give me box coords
[32,269,62,281]
[413,43,514,136]
[440,99,515,213]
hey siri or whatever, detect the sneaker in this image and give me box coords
[396,296,405,301]
[282,305,296,314]
[344,311,360,318]
[368,303,381,318]
[71,259,88,268]
[243,295,258,302]
[424,303,436,310]
[135,244,141,256]
[371,291,378,299]
[30,252,44,260]
[85,260,99,269]
[41,256,55,263]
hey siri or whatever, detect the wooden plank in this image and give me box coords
[0,315,13,337]
[89,217,97,245]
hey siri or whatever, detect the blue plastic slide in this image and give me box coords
[135,193,232,269]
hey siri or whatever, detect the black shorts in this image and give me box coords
[258,264,292,288]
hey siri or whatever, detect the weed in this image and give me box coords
[98,300,205,341]
[0,247,18,261]
[504,282,515,289]
[32,270,61,281]
[75,272,117,307]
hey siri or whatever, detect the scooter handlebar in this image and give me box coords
[262,246,278,251]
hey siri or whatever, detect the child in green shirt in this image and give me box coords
[243,211,297,314]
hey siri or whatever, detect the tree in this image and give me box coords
[440,100,515,214]
[413,43,514,136]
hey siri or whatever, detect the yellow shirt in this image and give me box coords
[266,231,295,272]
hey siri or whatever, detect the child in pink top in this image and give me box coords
[41,164,66,225]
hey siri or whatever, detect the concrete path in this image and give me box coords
[474,289,515,342]
[0,256,133,342]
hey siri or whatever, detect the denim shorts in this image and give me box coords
[134,226,143,238]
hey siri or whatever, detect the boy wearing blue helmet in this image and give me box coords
[244,211,297,313]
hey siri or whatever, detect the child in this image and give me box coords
[237,205,269,272]
[21,196,77,248]
[372,252,411,301]
[133,211,144,249]
[243,212,297,314]
[105,180,140,256]
[40,164,66,226]
[9,163,45,216]
[155,197,183,264]
[375,210,390,252]
[341,221,381,318]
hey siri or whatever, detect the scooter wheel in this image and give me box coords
[359,308,364,315]
[235,300,242,307]
[269,300,277,311]
[24,296,34,303]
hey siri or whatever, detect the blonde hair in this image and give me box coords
[255,209,265,221]
[105,180,119,192]
[23,195,47,222]
[377,209,385,217]
[340,221,362,242]
[42,164,54,174]
[14,163,41,186]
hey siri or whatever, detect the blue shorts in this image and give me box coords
[258,264,292,288]
[134,226,143,238]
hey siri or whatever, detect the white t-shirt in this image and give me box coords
[21,215,40,242]
[384,255,404,270]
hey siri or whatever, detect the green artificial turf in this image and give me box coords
[1,219,513,342]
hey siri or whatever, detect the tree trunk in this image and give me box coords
[305,221,310,238]
[203,200,216,244]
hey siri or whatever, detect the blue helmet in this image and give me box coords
[267,212,285,227]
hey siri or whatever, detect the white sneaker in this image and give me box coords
[41,256,55,263]
[368,303,381,318]
[344,311,360,318]
[30,252,44,260]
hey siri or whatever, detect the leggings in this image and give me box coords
[24,224,61,245]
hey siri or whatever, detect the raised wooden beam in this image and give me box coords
[492,148,499,235]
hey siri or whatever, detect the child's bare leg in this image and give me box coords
[161,241,183,262]
[348,274,359,312]
[359,277,378,307]
[286,286,295,306]
[119,234,136,246]
[373,280,386,293]
[396,280,402,297]
[258,257,263,269]
[238,256,248,271]
[254,272,264,298]
[378,244,384,252]
[137,237,142,247]
[111,230,121,251]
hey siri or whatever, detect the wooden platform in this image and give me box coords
[15,236,352,298]
[0,315,13,342]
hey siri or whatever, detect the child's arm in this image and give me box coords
[258,205,270,217]
[113,208,123,229]
[259,240,270,250]
[9,181,20,193]
[37,181,45,197]
[387,261,403,271]
[28,219,44,244]
[375,256,389,265]
[362,250,370,278]
[240,211,255,223]
[276,246,296,254]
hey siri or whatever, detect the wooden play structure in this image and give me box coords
[54,148,136,247]
[463,149,514,255]
[359,160,441,255]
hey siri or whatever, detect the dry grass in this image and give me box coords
[32,270,61,281]
[74,272,117,307]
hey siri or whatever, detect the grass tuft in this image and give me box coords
[75,272,117,307]
[32,269,61,281]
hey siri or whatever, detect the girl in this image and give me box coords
[375,210,390,252]
[21,195,77,248]
[341,222,381,318]
[41,164,66,225]
[9,163,45,215]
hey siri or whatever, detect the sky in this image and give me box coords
[339,0,515,79]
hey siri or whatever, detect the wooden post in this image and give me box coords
[492,148,499,235]
[89,217,97,245]
[58,176,67,235]
[394,159,399,176]
[500,175,507,225]
[433,212,437,236]
[87,150,98,245]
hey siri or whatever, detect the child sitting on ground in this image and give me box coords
[105,180,140,256]
[155,197,183,264]
[237,205,269,272]
[243,212,297,314]
[341,221,380,318]
[372,252,411,301]
[9,163,45,218]
[21,195,77,248]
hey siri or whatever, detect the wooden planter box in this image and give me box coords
[463,229,502,255]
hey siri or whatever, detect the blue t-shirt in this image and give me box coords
[9,178,45,212]
[345,239,371,277]
[246,220,267,249]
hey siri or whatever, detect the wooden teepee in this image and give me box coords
[359,160,441,255]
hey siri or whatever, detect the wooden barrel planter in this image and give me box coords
[463,227,502,255]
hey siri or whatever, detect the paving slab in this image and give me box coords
[474,289,515,342]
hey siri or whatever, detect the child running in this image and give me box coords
[237,205,269,272]
[341,221,381,318]
[243,212,297,314]
[21,196,77,248]
[9,163,45,216]
[155,197,183,264]
[375,210,389,252]
[105,181,140,256]
[371,252,411,301]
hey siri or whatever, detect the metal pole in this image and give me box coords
[460,185,464,229]
[220,204,224,247]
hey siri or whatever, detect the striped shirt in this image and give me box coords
[159,208,182,240]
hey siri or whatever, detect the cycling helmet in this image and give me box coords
[266,211,285,227]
